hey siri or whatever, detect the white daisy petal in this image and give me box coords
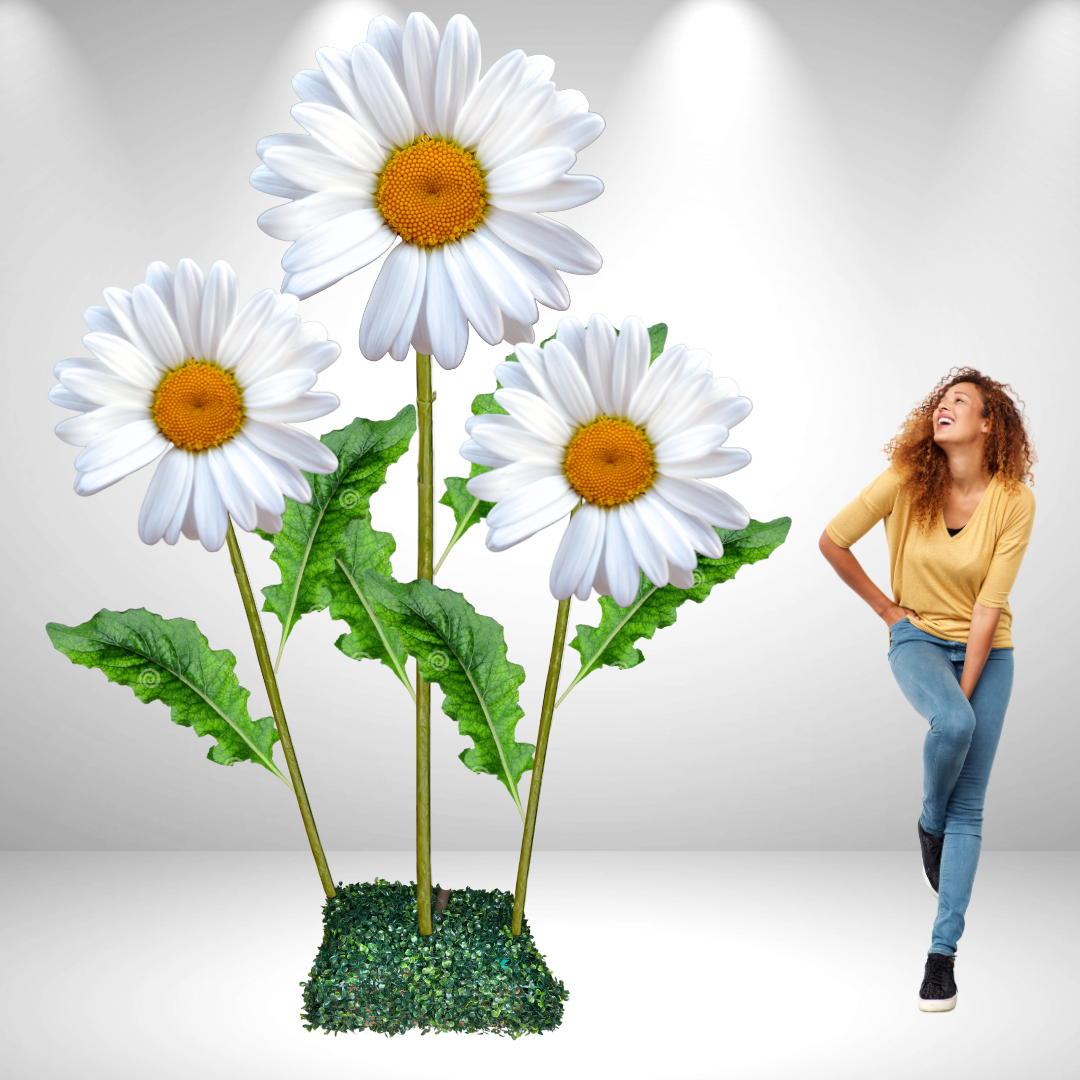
[486,488,579,551]
[658,447,752,480]
[489,173,603,213]
[207,447,256,531]
[585,314,617,414]
[651,495,725,558]
[476,81,557,172]
[626,345,692,427]
[222,440,285,515]
[143,262,177,322]
[74,430,168,496]
[493,360,536,392]
[611,316,650,416]
[636,492,698,570]
[530,109,605,154]
[499,314,535,347]
[390,249,428,361]
[232,314,303,386]
[234,433,311,504]
[82,305,124,337]
[522,54,556,85]
[49,384,99,412]
[262,144,367,195]
[542,339,597,424]
[434,14,481,138]
[293,68,345,111]
[465,458,562,501]
[411,295,435,356]
[55,404,147,447]
[82,333,160,388]
[101,288,160,365]
[358,242,422,361]
[138,448,190,544]
[250,164,311,200]
[217,290,284,369]
[403,11,441,133]
[485,207,601,275]
[132,284,186,367]
[667,562,696,590]
[173,259,205,359]
[366,14,407,90]
[192,454,229,551]
[552,88,589,120]
[697,393,753,430]
[485,146,575,198]
[453,50,527,149]
[200,262,239,361]
[74,418,163,474]
[164,451,196,545]
[602,511,642,608]
[179,487,199,541]
[442,242,503,345]
[290,103,385,174]
[644,373,717,445]
[486,474,574,529]
[59,366,153,408]
[468,414,563,463]
[247,389,340,424]
[617,500,669,587]
[281,208,388,273]
[423,245,470,369]
[652,474,751,531]
[460,438,514,469]
[653,425,731,466]
[242,419,338,474]
[315,47,389,147]
[461,230,537,326]
[241,368,316,409]
[282,227,395,301]
[483,231,569,311]
[550,503,602,601]
[493,388,573,444]
[554,316,588,366]
[259,190,373,243]
[351,43,417,147]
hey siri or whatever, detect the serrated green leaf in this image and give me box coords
[257,406,416,668]
[329,518,413,698]
[360,573,533,819]
[45,608,288,781]
[560,516,791,703]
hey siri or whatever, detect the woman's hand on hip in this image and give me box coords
[883,604,920,626]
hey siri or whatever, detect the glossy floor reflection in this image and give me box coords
[2,851,1077,1079]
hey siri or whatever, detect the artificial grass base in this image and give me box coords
[301,878,568,1037]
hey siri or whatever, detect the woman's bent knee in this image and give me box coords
[932,704,976,746]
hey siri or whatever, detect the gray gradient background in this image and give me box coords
[2,0,1076,853]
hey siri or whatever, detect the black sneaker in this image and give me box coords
[918,953,957,1012]
[918,820,944,896]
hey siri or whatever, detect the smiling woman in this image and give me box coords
[818,365,1036,1013]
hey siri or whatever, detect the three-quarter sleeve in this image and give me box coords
[825,466,901,549]
[975,486,1036,608]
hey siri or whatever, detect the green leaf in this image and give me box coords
[257,406,416,667]
[647,322,668,362]
[560,516,791,703]
[360,573,534,819]
[329,518,413,698]
[45,608,288,781]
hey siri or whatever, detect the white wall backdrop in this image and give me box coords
[2,0,1075,851]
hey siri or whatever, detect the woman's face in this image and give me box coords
[932,382,989,445]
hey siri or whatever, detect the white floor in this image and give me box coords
[2,851,1078,1079]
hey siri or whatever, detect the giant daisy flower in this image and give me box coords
[50,259,341,552]
[251,11,604,370]
[460,315,753,608]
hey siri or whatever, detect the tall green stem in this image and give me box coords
[416,353,434,935]
[225,519,336,898]
[512,596,571,936]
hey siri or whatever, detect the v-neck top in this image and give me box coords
[826,464,1036,647]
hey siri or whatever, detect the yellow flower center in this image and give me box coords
[151,360,244,452]
[563,416,656,507]
[374,136,487,247]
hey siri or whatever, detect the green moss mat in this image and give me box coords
[301,878,568,1037]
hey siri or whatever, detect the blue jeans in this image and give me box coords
[887,617,1014,957]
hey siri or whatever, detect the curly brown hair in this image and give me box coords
[882,367,1037,535]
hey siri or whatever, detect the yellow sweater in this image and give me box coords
[826,465,1035,648]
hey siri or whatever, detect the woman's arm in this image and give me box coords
[959,601,1002,700]
[818,529,914,625]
